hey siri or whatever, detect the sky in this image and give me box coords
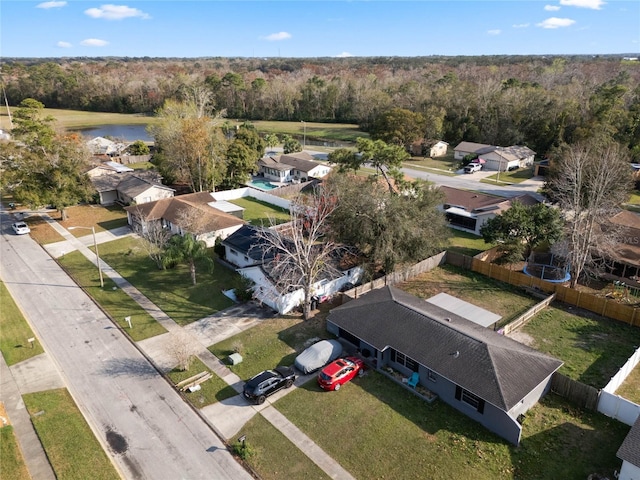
[1,0,638,58]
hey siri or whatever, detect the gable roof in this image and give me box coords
[328,286,562,411]
[125,192,245,234]
[454,142,496,155]
[259,152,321,173]
[440,186,540,215]
[454,142,536,159]
[617,415,640,468]
[117,173,174,198]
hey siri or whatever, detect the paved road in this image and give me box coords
[0,218,251,480]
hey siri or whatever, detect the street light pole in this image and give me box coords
[301,120,306,149]
[69,226,104,288]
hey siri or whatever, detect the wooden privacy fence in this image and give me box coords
[551,373,600,411]
[501,293,556,335]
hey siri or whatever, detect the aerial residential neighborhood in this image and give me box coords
[1,1,640,479]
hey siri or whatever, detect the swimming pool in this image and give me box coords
[248,179,278,190]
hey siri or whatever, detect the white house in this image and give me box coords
[618,416,640,480]
[258,152,332,183]
[86,136,127,156]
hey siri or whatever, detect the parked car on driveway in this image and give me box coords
[294,339,343,374]
[464,162,483,174]
[11,222,30,235]
[317,356,365,391]
[243,366,296,404]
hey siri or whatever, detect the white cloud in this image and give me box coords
[335,52,353,58]
[262,32,292,41]
[512,23,530,28]
[85,4,150,20]
[560,0,605,9]
[36,1,67,9]
[487,29,501,36]
[537,17,576,28]
[544,5,561,11]
[57,41,72,48]
[80,38,109,47]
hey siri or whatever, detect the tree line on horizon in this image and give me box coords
[2,56,639,159]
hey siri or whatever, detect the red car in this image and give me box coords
[317,356,364,391]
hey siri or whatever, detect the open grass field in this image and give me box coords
[264,372,627,480]
[522,303,640,388]
[481,167,535,185]
[1,107,157,131]
[97,236,236,325]
[22,388,120,480]
[0,281,45,366]
[251,120,367,143]
[166,357,237,407]
[0,426,30,480]
[210,309,331,381]
[58,251,166,341]
[615,363,640,403]
[236,414,330,480]
[397,264,539,327]
[447,228,493,256]
[229,197,290,226]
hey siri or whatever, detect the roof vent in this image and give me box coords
[444,317,451,322]
[451,350,460,358]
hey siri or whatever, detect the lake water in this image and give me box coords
[76,124,153,142]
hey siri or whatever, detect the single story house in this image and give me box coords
[258,152,332,183]
[221,225,276,268]
[410,140,449,158]
[454,142,535,171]
[439,186,540,235]
[618,416,640,480]
[327,286,563,445]
[124,192,245,247]
[89,170,175,206]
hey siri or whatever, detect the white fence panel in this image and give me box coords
[598,391,640,426]
[211,188,291,211]
[602,346,640,393]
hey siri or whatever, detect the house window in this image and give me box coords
[230,249,238,256]
[390,349,419,372]
[244,256,249,261]
[455,386,485,413]
[428,370,437,382]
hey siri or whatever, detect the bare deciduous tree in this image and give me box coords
[167,331,197,371]
[547,138,633,287]
[255,186,343,320]
[130,208,172,269]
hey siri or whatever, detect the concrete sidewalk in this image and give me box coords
[27,213,357,479]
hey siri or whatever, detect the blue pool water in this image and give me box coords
[248,179,277,190]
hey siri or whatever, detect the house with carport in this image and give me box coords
[439,186,540,235]
[454,142,535,172]
[327,286,563,445]
[125,192,245,247]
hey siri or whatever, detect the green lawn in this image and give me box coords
[237,414,330,480]
[404,151,461,173]
[629,190,640,205]
[229,197,290,226]
[481,167,535,185]
[39,107,157,129]
[447,228,493,256]
[522,303,640,387]
[166,357,237,407]
[0,426,30,480]
[0,281,45,365]
[616,363,640,403]
[97,236,237,325]
[398,264,538,327]
[23,389,120,480]
[58,251,166,341]
[251,120,367,143]
[268,372,627,480]
[210,313,331,381]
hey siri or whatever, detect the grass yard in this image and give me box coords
[210,308,332,380]
[269,372,626,480]
[0,281,45,365]
[22,214,67,245]
[60,204,129,235]
[97,236,236,325]
[397,264,538,327]
[237,414,330,480]
[22,388,120,480]
[615,363,640,403]
[521,303,640,387]
[447,228,493,256]
[404,151,461,173]
[628,190,640,205]
[0,426,30,480]
[481,167,535,185]
[166,357,237,407]
[58,251,166,341]
[229,197,290,226]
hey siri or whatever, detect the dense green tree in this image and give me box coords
[370,107,426,147]
[10,98,56,148]
[282,134,302,154]
[263,133,279,153]
[163,233,214,285]
[127,140,150,155]
[327,174,449,273]
[480,201,563,262]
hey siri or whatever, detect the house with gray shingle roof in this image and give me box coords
[89,170,174,206]
[453,142,535,172]
[618,416,640,480]
[327,286,563,445]
[258,152,331,183]
[124,192,245,247]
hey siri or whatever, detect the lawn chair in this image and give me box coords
[407,372,419,389]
